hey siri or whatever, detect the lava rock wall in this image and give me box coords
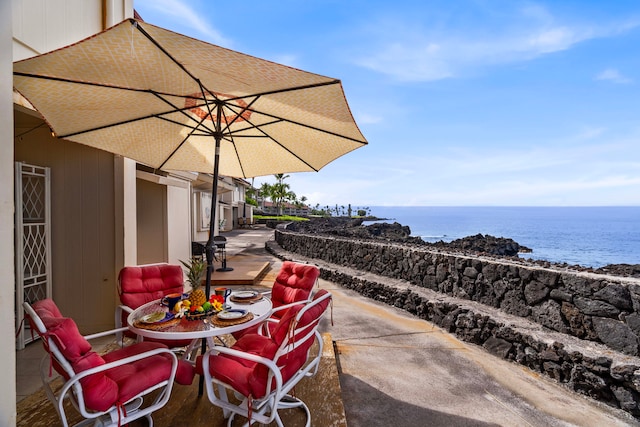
[273,228,640,418]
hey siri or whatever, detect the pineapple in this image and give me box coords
[180,257,207,308]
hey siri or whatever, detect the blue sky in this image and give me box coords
[134,0,640,207]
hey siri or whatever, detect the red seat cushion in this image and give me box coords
[101,342,184,406]
[197,334,279,398]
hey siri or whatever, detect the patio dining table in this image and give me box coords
[127,292,272,349]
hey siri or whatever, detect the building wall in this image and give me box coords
[12,0,103,60]
[15,115,117,332]
[12,0,134,334]
[2,0,17,423]
[166,183,191,265]
[136,178,167,265]
[133,173,191,266]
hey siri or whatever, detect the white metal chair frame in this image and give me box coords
[24,301,179,427]
[201,291,332,427]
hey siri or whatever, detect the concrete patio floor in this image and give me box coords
[16,225,640,426]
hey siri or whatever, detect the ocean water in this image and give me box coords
[365,206,640,268]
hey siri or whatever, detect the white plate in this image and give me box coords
[140,312,168,324]
[233,291,259,299]
[218,309,247,320]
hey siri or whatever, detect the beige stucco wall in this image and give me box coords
[15,114,118,332]
[136,178,168,264]
[12,0,103,60]
[166,182,192,265]
[134,171,192,266]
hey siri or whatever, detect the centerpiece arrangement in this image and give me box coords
[178,257,224,319]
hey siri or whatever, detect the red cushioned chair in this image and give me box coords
[197,290,332,427]
[24,298,195,427]
[116,263,193,349]
[233,261,320,340]
[270,261,320,318]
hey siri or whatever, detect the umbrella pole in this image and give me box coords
[200,132,222,396]
[204,135,222,300]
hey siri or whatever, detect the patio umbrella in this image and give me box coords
[13,18,367,298]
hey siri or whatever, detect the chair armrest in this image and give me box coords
[115,305,133,327]
[84,326,130,341]
[115,304,134,346]
[270,299,310,314]
[58,347,179,419]
[257,317,281,337]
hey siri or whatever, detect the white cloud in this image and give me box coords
[525,27,582,53]
[285,131,640,207]
[574,127,606,140]
[596,68,633,84]
[270,54,299,68]
[355,112,383,124]
[136,0,230,46]
[353,5,638,82]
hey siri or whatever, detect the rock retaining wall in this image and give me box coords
[272,228,640,418]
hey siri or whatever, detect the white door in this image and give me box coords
[15,162,52,350]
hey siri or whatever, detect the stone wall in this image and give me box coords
[272,229,640,417]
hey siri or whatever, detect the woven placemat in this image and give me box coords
[229,295,263,304]
[133,317,181,330]
[210,312,254,327]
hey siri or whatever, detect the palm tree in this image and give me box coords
[274,173,290,185]
[271,182,293,215]
[259,182,272,210]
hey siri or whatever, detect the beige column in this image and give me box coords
[1,0,17,424]
[107,1,136,298]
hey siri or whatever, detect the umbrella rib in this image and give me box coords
[231,107,367,144]
[13,76,221,138]
[131,19,210,91]
[132,19,346,104]
[235,114,320,172]
[13,71,189,101]
[48,91,215,138]
[157,113,211,171]
[153,92,217,135]
[217,95,366,144]
[212,80,343,104]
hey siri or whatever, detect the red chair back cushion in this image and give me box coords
[270,289,330,345]
[118,264,184,309]
[30,299,119,411]
[270,262,319,317]
[118,264,185,341]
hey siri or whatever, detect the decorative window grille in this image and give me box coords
[15,162,51,350]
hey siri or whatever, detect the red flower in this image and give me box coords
[210,295,224,304]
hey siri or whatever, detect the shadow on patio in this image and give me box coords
[17,333,346,426]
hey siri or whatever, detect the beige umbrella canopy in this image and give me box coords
[13,18,367,296]
[13,18,366,177]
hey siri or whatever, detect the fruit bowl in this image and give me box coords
[184,307,218,320]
